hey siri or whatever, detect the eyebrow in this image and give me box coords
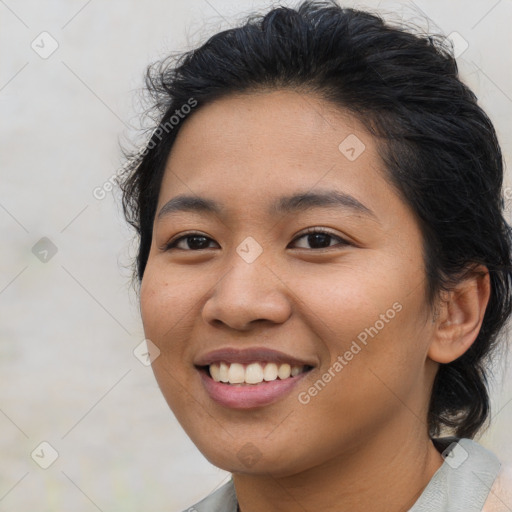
[271,190,376,218]
[157,190,376,220]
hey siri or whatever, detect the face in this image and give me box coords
[140,90,438,477]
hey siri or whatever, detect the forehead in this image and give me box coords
[157,89,398,220]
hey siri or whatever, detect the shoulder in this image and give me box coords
[446,438,511,512]
[482,463,512,512]
[409,437,504,512]
[181,479,238,512]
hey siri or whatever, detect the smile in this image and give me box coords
[194,348,316,409]
[208,361,310,385]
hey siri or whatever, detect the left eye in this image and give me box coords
[289,229,349,250]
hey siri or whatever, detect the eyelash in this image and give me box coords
[163,227,350,252]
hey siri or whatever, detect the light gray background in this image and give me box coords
[1,1,511,511]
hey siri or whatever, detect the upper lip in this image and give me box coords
[194,347,316,367]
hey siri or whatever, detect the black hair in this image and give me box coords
[118,0,512,439]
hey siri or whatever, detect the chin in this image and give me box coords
[193,438,312,477]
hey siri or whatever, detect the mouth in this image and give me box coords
[199,361,313,385]
[194,348,316,408]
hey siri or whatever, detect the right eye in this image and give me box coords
[164,232,219,251]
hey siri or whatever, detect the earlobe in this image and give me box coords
[428,266,491,364]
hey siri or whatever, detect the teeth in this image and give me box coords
[208,362,305,384]
[219,362,229,383]
[228,363,245,384]
[245,362,264,384]
[291,365,301,377]
[210,363,221,382]
[263,362,278,381]
[278,363,291,379]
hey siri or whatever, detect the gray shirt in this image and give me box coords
[183,438,504,512]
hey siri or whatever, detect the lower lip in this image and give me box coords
[199,369,309,409]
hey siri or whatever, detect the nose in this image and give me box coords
[201,254,292,331]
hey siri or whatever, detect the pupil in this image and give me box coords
[188,236,209,249]
[308,233,330,248]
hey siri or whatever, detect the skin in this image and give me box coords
[140,89,490,511]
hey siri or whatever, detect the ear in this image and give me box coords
[428,265,491,364]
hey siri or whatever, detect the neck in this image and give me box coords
[232,420,444,512]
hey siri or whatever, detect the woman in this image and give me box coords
[119,1,512,510]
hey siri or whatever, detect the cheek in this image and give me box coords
[139,262,200,361]
[288,254,413,341]
[139,263,208,419]
[289,254,429,396]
